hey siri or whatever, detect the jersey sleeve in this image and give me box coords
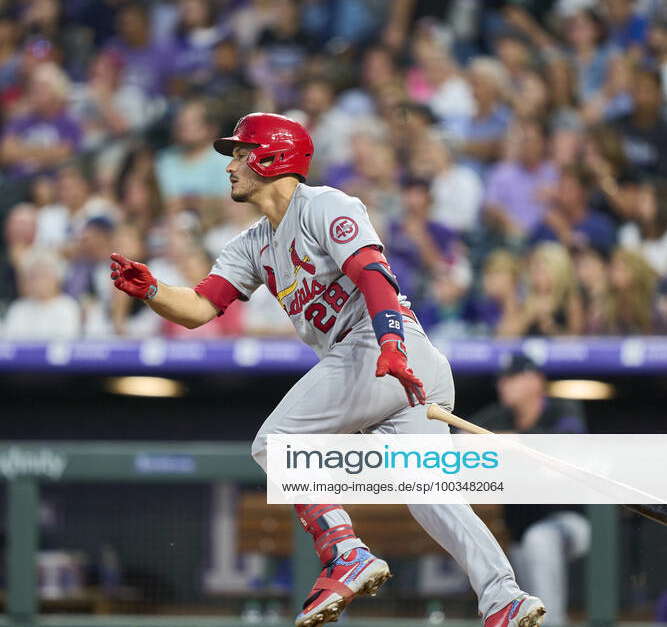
[310,190,383,271]
[208,227,263,300]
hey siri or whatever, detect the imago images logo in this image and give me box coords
[284,444,499,475]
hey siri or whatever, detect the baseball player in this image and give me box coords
[110,113,546,627]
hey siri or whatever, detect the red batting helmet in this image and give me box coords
[214,112,314,179]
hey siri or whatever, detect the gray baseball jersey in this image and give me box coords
[215,184,526,619]
[210,184,400,358]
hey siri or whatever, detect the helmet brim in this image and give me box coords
[213,136,238,156]
[214,136,261,156]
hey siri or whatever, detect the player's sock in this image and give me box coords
[295,504,366,565]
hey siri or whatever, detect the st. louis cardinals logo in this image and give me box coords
[329,216,359,244]
[289,239,315,275]
[261,238,350,330]
[263,265,278,298]
[263,239,321,312]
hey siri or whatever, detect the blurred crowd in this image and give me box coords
[1,0,667,340]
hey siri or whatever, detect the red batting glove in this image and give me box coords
[109,252,158,300]
[375,339,426,407]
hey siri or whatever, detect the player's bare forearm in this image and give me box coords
[147,283,218,329]
[110,253,219,329]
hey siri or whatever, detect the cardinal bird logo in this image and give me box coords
[289,239,316,275]
[263,265,278,298]
[263,241,318,310]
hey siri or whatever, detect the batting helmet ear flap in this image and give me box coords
[214,113,314,179]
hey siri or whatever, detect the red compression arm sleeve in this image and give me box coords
[342,246,402,343]
[194,275,242,315]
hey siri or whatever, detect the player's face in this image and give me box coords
[227,145,264,203]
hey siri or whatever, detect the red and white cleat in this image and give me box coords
[295,548,391,627]
[484,596,546,627]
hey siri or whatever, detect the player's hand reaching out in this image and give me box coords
[110,253,158,300]
[375,339,426,407]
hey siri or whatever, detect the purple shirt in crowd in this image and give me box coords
[484,160,558,234]
[166,26,223,83]
[530,208,618,255]
[104,40,168,95]
[460,104,513,175]
[3,112,82,177]
[386,219,459,306]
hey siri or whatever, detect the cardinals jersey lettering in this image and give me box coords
[209,184,390,357]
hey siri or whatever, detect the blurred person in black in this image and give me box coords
[0,202,37,306]
[200,37,253,126]
[473,353,590,626]
[611,69,667,178]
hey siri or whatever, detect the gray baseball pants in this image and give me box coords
[251,320,522,618]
